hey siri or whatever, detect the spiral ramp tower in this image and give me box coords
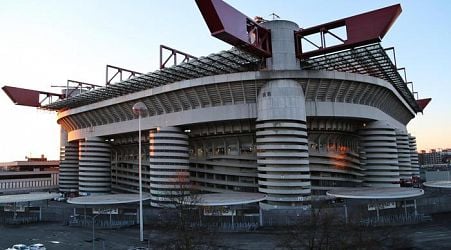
[59,141,79,193]
[359,124,400,187]
[256,80,311,208]
[396,132,412,181]
[149,127,190,207]
[78,137,112,195]
[409,135,420,176]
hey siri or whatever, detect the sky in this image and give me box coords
[0,0,450,161]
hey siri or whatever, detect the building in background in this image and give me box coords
[419,149,451,165]
[418,149,451,182]
[3,0,429,209]
[0,155,59,194]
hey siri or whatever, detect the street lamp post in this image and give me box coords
[132,102,148,242]
[92,214,100,250]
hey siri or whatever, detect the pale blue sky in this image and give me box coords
[1,0,450,161]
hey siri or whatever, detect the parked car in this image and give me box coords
[29,244,46,250]
[55,197,66,202]
[6,244,29,250]
[53,193,66,202]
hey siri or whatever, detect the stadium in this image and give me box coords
[3,0,430,210]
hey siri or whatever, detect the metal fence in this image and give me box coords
[68,214,137,229]
[1,190,450,229]
[0,211,39,224]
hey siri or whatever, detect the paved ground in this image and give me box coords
[1,222,146,250]
[0,223,281,250]
[1,213,451,249]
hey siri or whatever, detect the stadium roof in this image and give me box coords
[302,43,420,112]
[42,44,420,113]
[42,48,261,110]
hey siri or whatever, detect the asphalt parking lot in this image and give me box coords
[0,222,149,250]
[2,213,451,250]
[0,222,281,250]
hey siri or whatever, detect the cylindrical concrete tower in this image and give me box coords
[59,128,79,193]
[396,132,412,181]
[359,122,400,187]
[261,20,300,70]
[256,81,310,208]
[78,137,111,195]
[409,134,420,176]
[149,127,190,207]
[257,20,310,208]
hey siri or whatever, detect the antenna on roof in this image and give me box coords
[269,13,280,20]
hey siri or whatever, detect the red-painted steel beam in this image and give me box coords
[2,85,63,107]
[416,98,432,112]
[295,4,402,58]
[195,0,271,58]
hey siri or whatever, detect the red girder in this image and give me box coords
[2,85,63,107]
[195,0,271,58]
[295,4,402,58]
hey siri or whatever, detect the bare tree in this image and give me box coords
[278,203,412,250]
[168,172,215,250]
[279,205,340,250]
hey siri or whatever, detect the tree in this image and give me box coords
[278,203,412,250]
[279,205,340,250]
[167,172,216,249]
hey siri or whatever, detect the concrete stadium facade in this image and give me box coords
[50,18,421,209]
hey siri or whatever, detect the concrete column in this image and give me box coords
[257,79,310,209]
[359,121,400,187]
[78,137,111,195]
[409,135,420,177]
[261,20,300,70]
[256,19,310,209]
[396,131,412,182]
[149,127,190,207]
[59,127,79,193]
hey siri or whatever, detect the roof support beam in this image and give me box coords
[295,4,402,58]
[195,0,271,57]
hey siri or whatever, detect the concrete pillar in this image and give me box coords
[257,20,309,209]
[149,127,190,207]
[59,127,79,193]
[396,131,412,182]
[409,135,420,177]
[257,80,310,209]
[261,20,300,70]
[359,121,400,187]
[78,137,111,195]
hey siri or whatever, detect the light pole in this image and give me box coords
[92,214,100,250]
[132,101,148,242]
